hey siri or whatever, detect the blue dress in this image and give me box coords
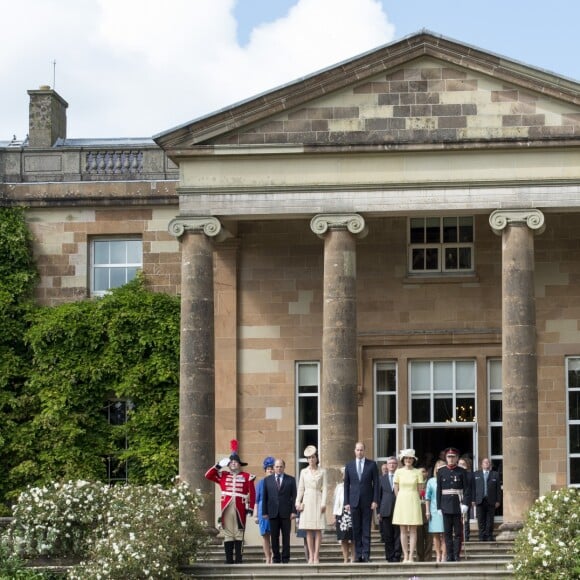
[256,478,271,536]
[425,477,444,533]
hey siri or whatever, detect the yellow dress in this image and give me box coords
[392,467,423,525]
[296,467,327,530]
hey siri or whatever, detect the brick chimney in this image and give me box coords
[27,85,68,148]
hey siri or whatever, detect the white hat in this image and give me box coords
[399,448,418,461]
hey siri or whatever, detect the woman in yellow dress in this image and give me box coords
[392,448,424,563]
[295,445,327,564]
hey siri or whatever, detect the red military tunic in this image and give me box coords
[205,465,256,528]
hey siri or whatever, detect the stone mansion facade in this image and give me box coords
[2,32,580,535]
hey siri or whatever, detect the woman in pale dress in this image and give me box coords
[425,459,447,562]
[392,448,424,563]
[295,445,327,564]
[331,467,354,563]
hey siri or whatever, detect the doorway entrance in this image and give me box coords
[406,425,476,474]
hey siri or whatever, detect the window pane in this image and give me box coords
[489,360,502,391]
[377,393,396,424]
[426,248,439,269]
[569,369,580,388]
[570,391,580,421]
[412,248,425,270]
[445,247,457,269]
[376,428,396,458]
[109,401,127,425]
[410,218,425,243]
[298,396,318,425]
[298,429,318,453]
[94,268,109,291]
[570,425,580,454]
[459,247,472,269]
[110,268,127,289]
[490,399,503,422]
[299,363,318,389]
[491,426,503,455]
[94,241,109,265]
[410,361,430,392]
[455,397,475,422]
[459,217,474,242]
[443,217,457,243]
[126,240,142,263]
[412,398,430,422]
[109,241,127,264]
[426,218,440,243]
[433,397,453,422]
[457,361,475,391]
[376,363,396,392]
[571,457,580,485]
[433,361,452,392]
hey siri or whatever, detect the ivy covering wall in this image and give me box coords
[0,208,181,511]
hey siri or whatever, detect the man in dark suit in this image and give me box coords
[344,441,379,562]
[262,458,297,563]
[472,457,502,541]
[378,456,401,562]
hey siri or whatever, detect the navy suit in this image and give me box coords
[344,458,379,561]
[378,473,401,562]
[472,469,501,541]
[262,473,297,563]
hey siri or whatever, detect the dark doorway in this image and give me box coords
[410,426,474,475]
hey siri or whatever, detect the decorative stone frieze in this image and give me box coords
[489,208,545,235]
[310,213,367,238]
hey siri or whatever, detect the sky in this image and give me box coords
[2,0,580,141]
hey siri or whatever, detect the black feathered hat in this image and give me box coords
[229,439,248,466]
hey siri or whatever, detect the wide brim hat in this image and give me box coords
[303,445,317,458]
[228,439,248,466]
[399,448,418,461]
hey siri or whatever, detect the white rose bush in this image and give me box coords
[510,487,579,579]
[4,479,209,579]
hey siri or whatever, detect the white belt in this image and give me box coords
[442,489,461,496]
[221,492,249,499]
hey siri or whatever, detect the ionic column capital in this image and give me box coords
[310,213,367,239]
[489,209,545,236]
[168,216,231,241]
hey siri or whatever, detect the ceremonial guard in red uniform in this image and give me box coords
[205,440,256,564]
[436,447,471,562]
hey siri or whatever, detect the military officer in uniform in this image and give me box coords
[205,440,256,564]
[436,447,471,562]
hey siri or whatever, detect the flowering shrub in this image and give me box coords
[5,479,209,579]
[510,487,580,579]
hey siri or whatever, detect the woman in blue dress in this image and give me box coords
[425,459,447,562]
[254,456,275,563]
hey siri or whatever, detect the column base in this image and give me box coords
[496,521,524,541]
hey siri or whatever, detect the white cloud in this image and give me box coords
[1,0,395,140]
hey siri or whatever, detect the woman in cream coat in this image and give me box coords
[296,445,327,564]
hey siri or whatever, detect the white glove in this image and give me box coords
[437,510,443,516]
[218,457,230,468]
[460,504,469,515]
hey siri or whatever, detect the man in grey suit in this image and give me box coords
[344,441,379,562]
[472,457,502,541]
[262,458,297,563]
[378,456,401,562]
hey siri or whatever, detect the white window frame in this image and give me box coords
[295,361,320,470]
[488,358,503,476]
[374,361,398,463]
[565,357,580,487]
[90,237,142,296]
[409,359,476,424]
[408,216,475,274]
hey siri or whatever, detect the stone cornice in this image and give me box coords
[489,208,546,235]
[310,213,367,238]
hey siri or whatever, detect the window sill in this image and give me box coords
[403,273,480,285]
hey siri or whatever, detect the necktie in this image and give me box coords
[357,459,363,480]
[276,475,281,490]
[389,473,394,490]
[483,471,488,496]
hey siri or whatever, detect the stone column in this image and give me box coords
[311,213,367,516]
[489,208,545,539]
[168,216,224,526]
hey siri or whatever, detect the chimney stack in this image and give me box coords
[27,85,68,148]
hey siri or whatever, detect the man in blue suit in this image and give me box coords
[344,441,379,562]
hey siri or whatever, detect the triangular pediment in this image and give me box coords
[155,31,580,151]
